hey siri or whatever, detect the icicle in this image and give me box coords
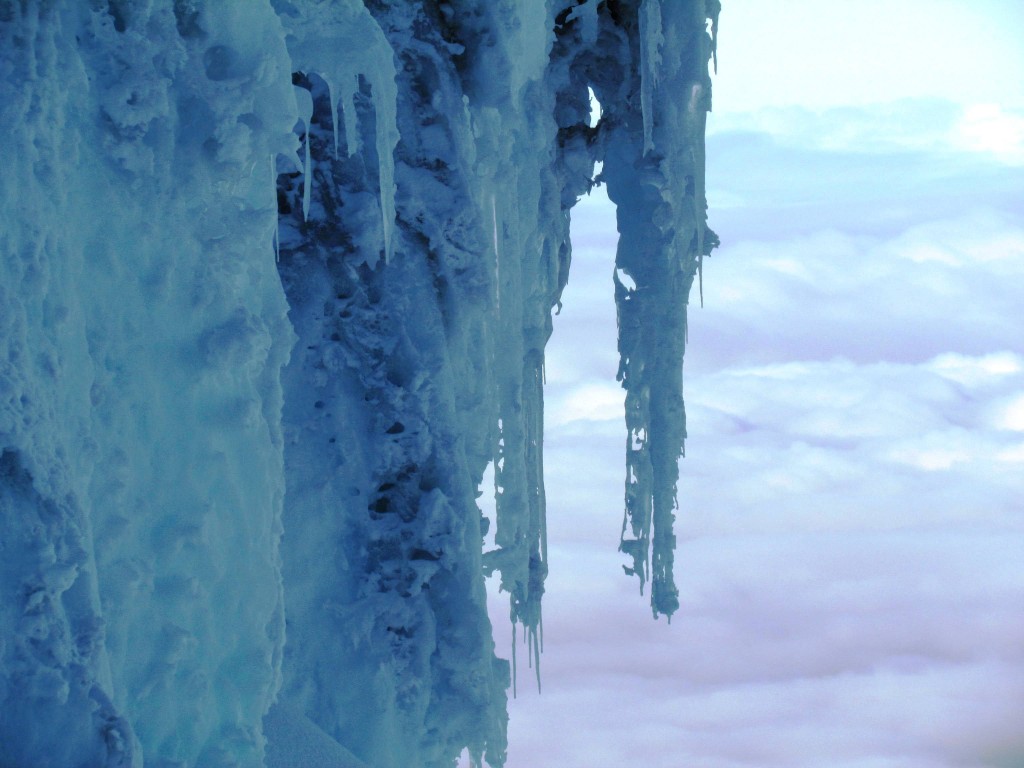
[280,0,398,264]
[510,622,517,699]
[325,69,397,263]
[638,0,664,155]
[698,255,704,307]
[303,129,311,221]
[532,627,542,694]
[599,0,716,621]
[372,75,397,265]
[707,0,721,74]
[323,71,396,262]
[492,194,501,310]
[316,74,359,160]
[293,85,314,222]
[272,154,280,263]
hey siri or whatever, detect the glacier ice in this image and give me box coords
[0,1,717,766]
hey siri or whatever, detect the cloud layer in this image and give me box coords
[480,97,1024,766]
[461,2,1024,763]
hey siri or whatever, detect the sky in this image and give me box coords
[478,2,1024,767]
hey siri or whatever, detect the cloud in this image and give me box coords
[708,101,1024,168]
[705,143,1022,247]
[496,526,1024,766]
[494,349,1024,764]
[956,104,1024,166]
[684,211,1024,373]
[474,29,1024,766]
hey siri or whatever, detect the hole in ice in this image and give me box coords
[615,267,636,291]
[587,86,602,128]
[173,0,204,38]
[107,0,128,32]
[410,548,440,562]
[479,459,496,551]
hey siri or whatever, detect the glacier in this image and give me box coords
[0,1,717,766]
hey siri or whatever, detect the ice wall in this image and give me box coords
[0,3,297,765]
[0,1,716,766]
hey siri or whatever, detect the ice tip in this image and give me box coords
[706,0,721,74]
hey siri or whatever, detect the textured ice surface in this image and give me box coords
[0,1,716,765]
[1,3,296,765]
[599,1,720,618]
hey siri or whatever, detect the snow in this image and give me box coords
[0,1,716,765]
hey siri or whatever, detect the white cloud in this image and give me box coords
[546,382,623,428]
[489,331,1024,767]
[481,14,1024,763]
[708,101,1024,169]
[683,211,1024,373]
[928,352,1023,386]
[956,104,1024,166]
[986,393,1024,432]
[497,530,1024,767]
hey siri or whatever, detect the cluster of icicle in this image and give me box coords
[0,1,717,766]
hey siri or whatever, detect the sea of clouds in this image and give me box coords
[482,49,1024,768]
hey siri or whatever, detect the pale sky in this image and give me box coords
[711,0,1024,113]
[476,3,1024,767]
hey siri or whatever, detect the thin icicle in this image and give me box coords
[272,153,280,263]
[303,129,311,221]
[293,86,314,221]
[325,73,360,160]
[511,621,517,700]
[491,194,501,310]
[638,0,664,155]
[707,0,722,74]
[532,628,542,694]
[281,1,398,264]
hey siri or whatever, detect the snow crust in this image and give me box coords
[0,1,716,765]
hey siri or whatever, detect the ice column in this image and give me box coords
[594,0,719,618]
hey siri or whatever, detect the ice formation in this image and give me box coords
[0,1,717,766]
